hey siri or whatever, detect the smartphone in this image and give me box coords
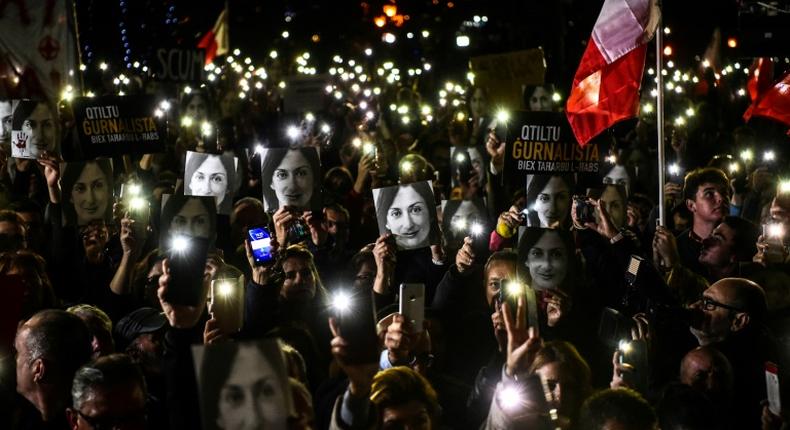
[496,280,539,334]
[625,255,644,286]
[247,226,275,265]
[619,339,649,393]
[399,283,425,333]
[210,276,245,334]
[334,290,379,365]
[766,362,781,416]
[165,236,210,306]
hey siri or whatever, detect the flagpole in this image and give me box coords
[655,7,666,227]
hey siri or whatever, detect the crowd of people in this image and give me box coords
[0,43,789,430]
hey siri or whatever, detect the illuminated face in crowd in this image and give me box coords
[271,149,314,210]
[189,156,229,207]
[599,185,626,229]
[387,185,431,249]
[71,162,110,226]
[532,176,570,228]
[170,198,211,239]
[215,344,288,429]
[469,88,488,118]
[186,95,208,121]
[23,103,56,158]
[525,230,568,291]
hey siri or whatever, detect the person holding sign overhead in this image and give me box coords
[12,100,57,159]
[260,147,321,212]
[374,182,439,251]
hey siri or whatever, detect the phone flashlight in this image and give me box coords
[180,116,194,128]
[764,150,776,163]
[332,291,352,314]
[400,160,414,173]
[740,149,754,162]
[495,109,510,124]
[128,197,147,211]
[668,163,680,176]
[305,112,315,122]
[126,183,142,197]
[455,111,466,122]
[499,385,524,411]
[469,222,484,237]
[766,223,785,239]
[452,218,467,232]
[320,123,331,134]
[505,281,523,298]
[200,121,213,137]
[216,281,234,297]
[286,125,300,140]
[606,154,618,164]
[352,137,362,148]
[254,144,264,155]
[780,180,790,194]
[455,152,467,163]
[618,340,633,355]
[171,236,190,253]
[729,162,740,174]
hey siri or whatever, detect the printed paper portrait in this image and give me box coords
[184,151,239,215]
[259,147,322,212]
[60,158,114,227]
[450,146,487,189]
[373,180,439,251]
[440,198,488,247]
[523,174,574,228]
[192,339,294,430]
[517,227,576,292]
[159,193,217,248]
[11,100,58,159]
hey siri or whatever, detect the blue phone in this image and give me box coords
[247,226,274,265]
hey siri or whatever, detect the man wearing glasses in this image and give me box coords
[688,277,777,429]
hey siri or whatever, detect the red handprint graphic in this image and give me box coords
[14,131,28,150]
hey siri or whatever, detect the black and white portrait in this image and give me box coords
[11,100,57,159]
[373,181,439,250]
[60,159,114,226]
[517,227,576,292]
[441,198,488,246]
[159,193,217,248]
[524,174,573,228]
[184,151,238,215]
[259,147,322,212]
[193,339,292,430]
[450,146,486,190]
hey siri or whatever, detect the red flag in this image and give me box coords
[743,58,790,128]
[744,71,790,128]
[198,8,228,65]
[566,0,659,147]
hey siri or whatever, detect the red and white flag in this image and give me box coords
[743,58,790,130]
[566,0,660,147]
[0,0,79,103]
[198,8,229,65]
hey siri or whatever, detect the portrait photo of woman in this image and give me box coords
[518,227,576,292]
[159,193,217,248]
[373,181,439,250]
[450,146,487,190]
[524,174,574,229]
[60,159,113,227]
[184,151,238,215]
[194,339,293,430]
[11,100,57,159]
[260,147,322,212]
[441,198,488,247]
[602,162,635,196]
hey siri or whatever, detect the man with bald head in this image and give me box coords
[680,347,734,410]
[687,278,776,429]
[14,309,92,429]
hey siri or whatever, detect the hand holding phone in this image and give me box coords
[165,235,211,306]
[331,290,379,365]
[210,275,245,334]
[247,226,275,266]
[399,284,425,333]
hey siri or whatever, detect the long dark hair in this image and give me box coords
[184,152,239,213]
[198,340,290,430]
[517,227,577,293]
[525,174,574,227]
[60,159,114,226]
[259,147,322,212]
[374,181,439,245]
[158,192,217,248]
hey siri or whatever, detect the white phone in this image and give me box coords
[766,362,782,416]
[399,283,425,333]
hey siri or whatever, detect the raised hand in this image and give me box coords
[502,297,542,377]
[157,258,209,329]
[455,237,475,273]
[328,317,379,396]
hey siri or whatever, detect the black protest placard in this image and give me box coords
[504,111,606,177]
[151,47,207,82]
[73,95,165,159]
